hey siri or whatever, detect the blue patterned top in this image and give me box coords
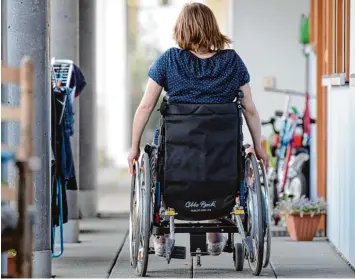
[148,47,250,104]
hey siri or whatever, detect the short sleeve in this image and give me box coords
[148,49,170,87]
[235,53,250,87]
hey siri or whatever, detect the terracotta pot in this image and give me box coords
[7,255,16,276]
[286,213,322,241]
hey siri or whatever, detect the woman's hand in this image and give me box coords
[127,148,141,175]
[254,145,269,169]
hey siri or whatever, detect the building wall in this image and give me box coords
[326,0,355,268]
[326,86,355,268]
[203,0,230,36]
[351,0,355,74]
[230,0,310,143]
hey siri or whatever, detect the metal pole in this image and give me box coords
[79,0,98,218]
[264,87,316,99]
[6,1,52,277]
[51,0,80,243]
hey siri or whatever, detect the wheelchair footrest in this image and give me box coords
[171,246,186,260]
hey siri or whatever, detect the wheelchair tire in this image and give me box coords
[129,162,140,268]
[245,153,264,276]
[259,162,272,268]
[136,153,152,277]
[233,243,244,271]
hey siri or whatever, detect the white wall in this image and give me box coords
[230,0,310,143]
[326,86,355,268]
[351,0,355,74]
[326,0,355,267]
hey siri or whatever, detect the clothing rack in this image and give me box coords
[1,57,37,278]
[50,58,81,258]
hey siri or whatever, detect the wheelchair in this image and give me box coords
[129,91,272,277]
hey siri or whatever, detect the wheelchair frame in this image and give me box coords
[130,92,272,277]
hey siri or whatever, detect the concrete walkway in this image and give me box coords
[52,167,354,278]
[97,167,130,215]
[52,217,355,278]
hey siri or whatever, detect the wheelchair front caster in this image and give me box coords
[233,243,244,271]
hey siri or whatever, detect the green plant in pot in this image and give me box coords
[275,196,326,241]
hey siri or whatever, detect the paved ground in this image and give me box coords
[51,167,354,278]
[97,167,131,215]
[52,218,355,278]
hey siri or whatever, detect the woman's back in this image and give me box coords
[148,47,250,104]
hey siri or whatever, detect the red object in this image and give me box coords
[292,134,303,148]
[281,145,293,190]
[272,134,280,149]
[154,212,160,224]
[303,92,311,137]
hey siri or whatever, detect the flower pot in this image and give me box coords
[8,255,16,276]
[286,213,322,241]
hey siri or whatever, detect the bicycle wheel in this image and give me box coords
[245,153,264,276]
[259,162,272,268]
[136,153,152,277]
[286,171,307,200]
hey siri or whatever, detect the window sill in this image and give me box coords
[322,73,355,88]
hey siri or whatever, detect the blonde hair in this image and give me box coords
[173,2,232,53]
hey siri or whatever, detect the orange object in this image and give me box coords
[286,214,322,241]
[8,255,16,276]
[261,137,267,152]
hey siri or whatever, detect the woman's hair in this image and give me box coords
[173,2,232,53]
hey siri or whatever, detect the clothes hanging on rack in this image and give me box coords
[71,64,87,98]
[51,86,68,227]
[51,62,85,228]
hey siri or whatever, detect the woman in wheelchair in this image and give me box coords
[128,2,268,263]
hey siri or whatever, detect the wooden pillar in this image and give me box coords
[314,0,327,232]
[315,0,326,199]
[345,0,351,80]
[335,0,345,73]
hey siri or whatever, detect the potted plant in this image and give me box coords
[8,250,16,276]
[275,196,326,241]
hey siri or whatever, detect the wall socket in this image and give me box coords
[263,76,276,89]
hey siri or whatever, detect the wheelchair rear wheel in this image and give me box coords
[259,162,272,268]
[245,153,264,276]
[129,162,140,268]
[136,153,152,277]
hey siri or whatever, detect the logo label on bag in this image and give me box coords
[185,200,216,212]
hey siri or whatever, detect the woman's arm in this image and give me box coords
[240,83,262,149]
[131,78,163,150]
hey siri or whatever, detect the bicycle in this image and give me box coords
[261,107,315,225]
